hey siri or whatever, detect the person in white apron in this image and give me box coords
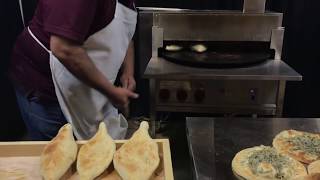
[13,0,138,140]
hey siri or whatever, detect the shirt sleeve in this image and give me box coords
[43,0,97,43]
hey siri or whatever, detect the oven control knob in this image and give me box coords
[249,89,256,101]
[194,88,205,103]
[176,89,188,102]
[159,89,170,101]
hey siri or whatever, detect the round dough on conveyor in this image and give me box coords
[190,44,207,53]
[165,45,183,51]
[232,145,307,180]
[273,130,320,164]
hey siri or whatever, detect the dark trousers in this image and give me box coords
[14,88,67,140]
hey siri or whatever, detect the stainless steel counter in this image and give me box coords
[144,57,302,81]
[186,117,320,180]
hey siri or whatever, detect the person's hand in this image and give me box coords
[120,74,136,91]
[108,87,139,109]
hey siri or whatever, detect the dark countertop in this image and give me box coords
[186,117,320,180]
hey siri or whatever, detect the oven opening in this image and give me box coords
[158,41,275,68]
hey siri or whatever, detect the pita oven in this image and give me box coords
[136,0,302,134]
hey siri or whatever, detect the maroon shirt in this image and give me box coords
[10,0,135,103]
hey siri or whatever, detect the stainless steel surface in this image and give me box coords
[155,80,279,115]
[136,11,153,76]
[149,79,156,137]
[243,0,266,13]
[152,26,163,57]
[137,7,189,11]
[186,117,320,180]
[152,12,282,42]
[144,57,302,81]
[271,27,285,60]
[276,80,286,117]
[187,118,215,180]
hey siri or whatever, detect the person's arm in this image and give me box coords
[120,40,136,91]
[50,35,138,108]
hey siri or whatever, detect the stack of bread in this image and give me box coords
[40,121,160,180]
[232,130,320,180]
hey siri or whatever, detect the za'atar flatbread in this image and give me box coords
[308,160,320,175]
[232,146,307,180]
[273,130,320,164]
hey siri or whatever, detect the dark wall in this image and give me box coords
[281,1,320,117]
[1,0,37,140]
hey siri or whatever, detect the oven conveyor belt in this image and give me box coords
[160,50,273,68]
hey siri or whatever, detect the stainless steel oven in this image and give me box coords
[136,0,302,135]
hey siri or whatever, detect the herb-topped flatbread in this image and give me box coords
[273,130,320,164]
[232,146,307,180]
[292,173,320,180]
[308,160,320,175]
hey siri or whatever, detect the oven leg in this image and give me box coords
[276,80,286,117]
[149,79,157,137]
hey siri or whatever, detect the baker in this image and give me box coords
[9,0,138,140]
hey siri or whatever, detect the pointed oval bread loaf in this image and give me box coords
[113,121,160,180]
[40,123,78,180]
[77,122,116,180]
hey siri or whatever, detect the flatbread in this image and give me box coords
[113,121,160,180]
[40,123,78,180]
[77,122,116,180]
[273,130,320,164]
[232,145,307,180]
[292,173,320,180]
[308,160,320,175]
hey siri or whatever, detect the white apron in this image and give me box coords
[27,2,137,140]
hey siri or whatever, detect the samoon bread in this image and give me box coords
[232,145,307,180]
[77,122,116,180]
[113,121,160,180]
[99,170,122,180]
[40,124,78,180]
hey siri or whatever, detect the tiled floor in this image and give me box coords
[127,116,193,180]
